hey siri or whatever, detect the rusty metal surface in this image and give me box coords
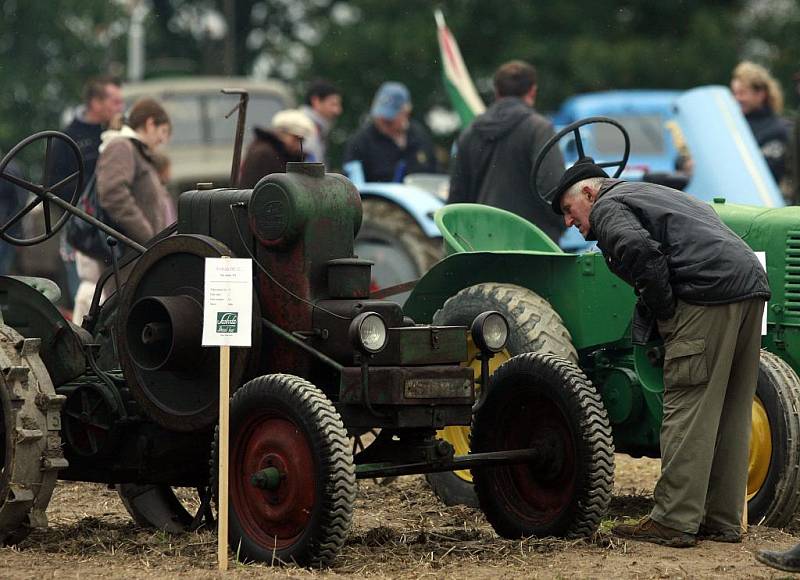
[404,377,472,399]
[339,365,474,405]
[221,89,249,188]
[0,324,66,544]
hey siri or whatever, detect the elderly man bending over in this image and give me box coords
[552,158,770,547]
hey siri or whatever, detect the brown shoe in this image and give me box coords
[697,524,742,543]
[612,516,697,548]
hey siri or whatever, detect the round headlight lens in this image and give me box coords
[471,311,509,353]
[351,312,388,354]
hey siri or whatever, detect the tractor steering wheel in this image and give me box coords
[532,116,631,206]
[0,131,84,246]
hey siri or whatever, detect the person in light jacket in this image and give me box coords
[72,98,172,325]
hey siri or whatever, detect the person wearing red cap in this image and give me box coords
[553,158,770,548]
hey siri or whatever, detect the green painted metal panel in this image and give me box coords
[405,250,635,350]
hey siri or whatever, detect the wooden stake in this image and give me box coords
[218,344,231,571]
[742,486,748,533]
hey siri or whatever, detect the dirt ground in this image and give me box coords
[1,455,798,579]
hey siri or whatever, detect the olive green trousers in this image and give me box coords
[650,298,765,534]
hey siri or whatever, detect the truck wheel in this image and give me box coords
[356,199,441,297]
[746,351,800,527]
[0,325,66,544]
[427,283,577,507]
[212,374,356,567]
[471,352,614,538]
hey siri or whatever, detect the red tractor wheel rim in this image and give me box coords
[231,414,316,549]
[501,394,576,523]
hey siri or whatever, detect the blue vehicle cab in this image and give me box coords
[552,86,783,251]
[553,90,682,177]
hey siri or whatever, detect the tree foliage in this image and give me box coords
[2,0,799,166]
[0,0,125,149]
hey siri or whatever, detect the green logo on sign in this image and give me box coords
[216,312,238,334]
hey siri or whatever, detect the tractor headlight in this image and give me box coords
[350,312,388,355]
[471,311,509,353]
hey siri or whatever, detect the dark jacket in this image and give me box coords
[343,120,437,182]
[590,179,771,344]
[240,128,302,188]
[52,115,104,201]
[0,159,24,272]
[448,97,565,243]
[746,106,789,183]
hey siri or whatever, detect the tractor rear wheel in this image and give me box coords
[212,374,356,567]
[355,198,441,300]
[0,325,66,544]
[427,283,577,507]
[746,351,800,526]
[471,352,614,538]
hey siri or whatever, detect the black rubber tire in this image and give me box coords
[471,352,615,538]
[356,198,442,296]
[212,374,356,567]
[747,351,800,527]
[433,283,578,363]
[426,283,578,508]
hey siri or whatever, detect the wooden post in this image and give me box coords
[742,487,748,533]
[218,344,230,571]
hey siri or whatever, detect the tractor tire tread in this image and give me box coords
[472,352,614,539]
[750,351,800,527]
[211,373,356,567]
[360,198,442,273]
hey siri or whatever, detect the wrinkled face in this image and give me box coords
[312,94,342,121]
[731,78,766,114]
[560,185,595,238]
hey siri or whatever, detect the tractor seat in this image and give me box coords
[435,203,563,255]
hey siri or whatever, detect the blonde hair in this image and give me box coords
[732,61,784,114]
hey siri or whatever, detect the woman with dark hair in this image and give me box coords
[72,97,173,324]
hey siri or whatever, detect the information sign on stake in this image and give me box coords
[203,256,253,571]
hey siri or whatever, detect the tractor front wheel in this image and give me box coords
[212,374,356,567]
[427,283,577,508]
[746,351,800,527]
[471,352,614,538]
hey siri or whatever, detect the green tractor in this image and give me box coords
[405,117,800,526]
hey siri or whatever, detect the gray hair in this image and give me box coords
[563,176,604,203]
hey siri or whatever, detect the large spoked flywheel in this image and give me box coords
[0,323,66,544]
[116,234,261,432]
[471,352,614,538]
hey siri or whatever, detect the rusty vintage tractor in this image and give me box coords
[0,129,614,567]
